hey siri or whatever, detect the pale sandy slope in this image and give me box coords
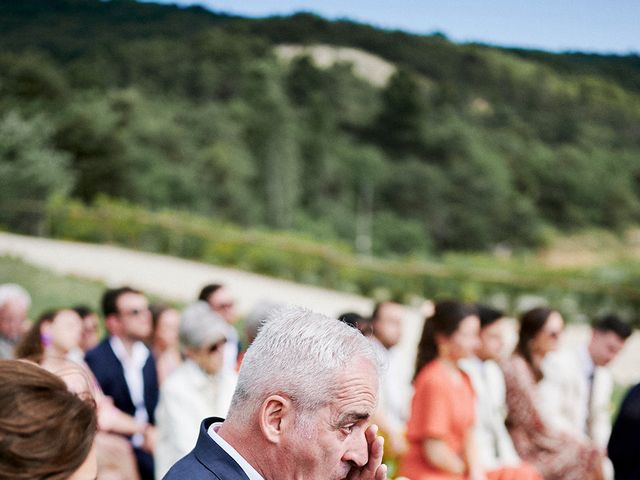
[0,232,637,386]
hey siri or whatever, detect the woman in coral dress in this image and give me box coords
[398,301,541,480]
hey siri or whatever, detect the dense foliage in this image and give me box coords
[1,0,640,256]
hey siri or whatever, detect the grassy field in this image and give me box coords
[0,255,105,318]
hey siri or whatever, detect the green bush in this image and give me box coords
[43,197,640,326]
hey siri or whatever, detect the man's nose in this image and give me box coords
[343,431,369,468]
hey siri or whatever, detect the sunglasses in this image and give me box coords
[119,307,149,317]
[207,340,227,353]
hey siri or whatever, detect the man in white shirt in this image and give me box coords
[85,286,159,480]
[163,305,388,480]
[370,301,410,459]
[539,314,632,477]
[460,305,523,470]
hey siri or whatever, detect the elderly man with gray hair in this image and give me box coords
[0,283,31,359]
[163,305,388,480]
[155,301,238,479]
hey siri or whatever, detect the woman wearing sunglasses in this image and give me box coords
[154,301,237,479]
[501,307,604,480]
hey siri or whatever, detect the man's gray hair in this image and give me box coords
[228,305,383,422]
[0,284,31,309]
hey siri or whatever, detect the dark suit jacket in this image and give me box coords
[85,337,159,423]
[85,337,159,480]
[163,417,251,480]
[608,383,640,480]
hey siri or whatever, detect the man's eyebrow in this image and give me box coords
[337,411,370,425]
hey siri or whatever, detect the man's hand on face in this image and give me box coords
[346,424,387,480]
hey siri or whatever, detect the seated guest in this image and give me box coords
[370,301,410,460]
[539,314,631,446]
[150,304,182,385]
[399,300,539,480]
[0,359,98,480]
[85,286,159,480]
[198,283,240,371]
[460,306,540,477]
[15,308,83,363]
[16,308,144,480]
[608,382,640,480]
[154,301,237,479]
[539,314,631,479]
[237,300,281,368]
[339,311,374,337]
[501,307,604,480]
[73,304,101,353]
[164,305,387,480]
[0,283,30,359]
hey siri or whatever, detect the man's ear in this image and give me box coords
[104,314,120,336]
[259,394,294,444]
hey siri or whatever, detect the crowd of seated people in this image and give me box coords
[0,279,638,480]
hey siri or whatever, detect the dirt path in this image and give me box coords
[1,232,638,385]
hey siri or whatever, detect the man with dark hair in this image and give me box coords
[460,305,530,472]
[85,286,159,480]
[369,301,409,460]
[338,312,373,337]
[198,283,239,371]
[539,313,632,478]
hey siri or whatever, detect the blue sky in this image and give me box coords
[149,0,639,55]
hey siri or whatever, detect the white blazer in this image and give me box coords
[154,360,238,480]
[460,357,521,469]
[538,345,613,449]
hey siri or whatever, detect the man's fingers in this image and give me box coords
[375,463,388,480]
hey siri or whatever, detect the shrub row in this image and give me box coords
[44,197,640,324]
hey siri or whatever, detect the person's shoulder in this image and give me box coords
[499,354,526,375]
[542,348,581,378]
[162,452,216,479]
[84,338,112,363]
[482,359,504,379]
[414,359,447,387]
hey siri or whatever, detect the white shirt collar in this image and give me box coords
[207,422,264,480]
[109,336,149,369]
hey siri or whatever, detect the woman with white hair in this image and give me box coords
[154,301,238,479]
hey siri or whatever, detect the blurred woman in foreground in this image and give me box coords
[0,359,98,479]
[501,307,603,480]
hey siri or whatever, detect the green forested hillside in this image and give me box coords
[1,0,640,255]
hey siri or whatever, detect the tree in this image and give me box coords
[373,68,426,156]
[241,62,300,229]
[0,111,73,233]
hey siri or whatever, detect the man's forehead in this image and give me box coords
[117,293,147,307]
[332,363,378,412]
[596,330,625,344]
[212,287,233,301]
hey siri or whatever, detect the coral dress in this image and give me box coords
[399,359,541,480]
